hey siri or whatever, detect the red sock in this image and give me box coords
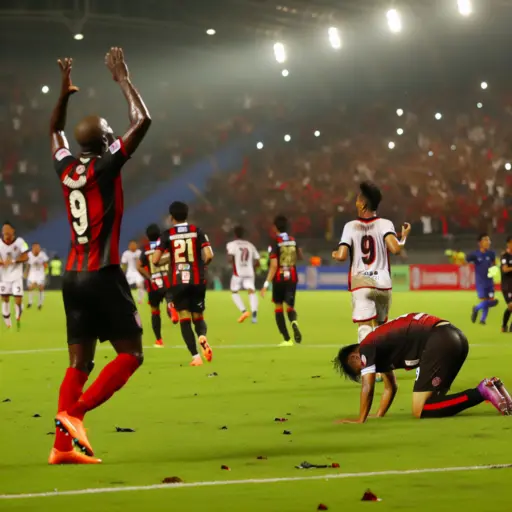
[54,368,89,451]
[67,354,141,418]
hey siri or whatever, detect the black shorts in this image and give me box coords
[148,288,173,309]
[272,281,297,307]
[502,284,512,304]
[169,284,206,313]
[413,325,469,393]
[62,265,142,345]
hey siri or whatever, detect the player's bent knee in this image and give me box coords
[132,352,144,366]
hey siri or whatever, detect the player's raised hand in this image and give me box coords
[105,47,129,82]
[401,222,411,239]
[57,58,79,97]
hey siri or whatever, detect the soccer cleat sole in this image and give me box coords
[291,322,302,344]
[55,419,92,456]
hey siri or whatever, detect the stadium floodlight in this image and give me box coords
[388,141,395,149]
[41,85,49,94]
[435,112,442,120]
[73,33,84,40]
[256,142,264,150]
[477,102,483,109]
[428,151,434,157]
[451,145,457,151]
[481,81,488,90]
[396,108,404,117]
[506,163,512,171]
[206,28,216,35]
[314,130,321,137]
[397,128,404,135]
[387,9,402,34]
[281,69,289,77]
[274,42,286,63]
[458,0,472,16]
[284,134,291,142]
[328,27,342,50]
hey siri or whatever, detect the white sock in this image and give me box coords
[2,302,11,327]
[138,287,144,302]
[231,292,246,313]
[15,304,22,322]
[358,324,373,343]
[249,293,258,314]
[39,290,45,307]
[28,291,33,306]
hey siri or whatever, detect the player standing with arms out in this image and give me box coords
[500,236,512,332]
[332,182,411,343]
[49,49,151,464]
[153,201,214,366]
[137,223,174,347]
[121,240,145,304]
[261,215,303,347]
[26,242,49,310]
[467,234,498,325]
[227,226,260,324]
[334,313,512,423]
[0,222,29,330]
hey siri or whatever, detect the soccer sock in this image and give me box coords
[503,309,511,329]
[474,301,486,311]
[420,388,483,418]
[39,290,44,307]
[2,301,11,327]
[275,308,290,341]
[54,368,89,451]
[28,291,33,306]
[480,303,490,322]
[151,310,162,340]
[137,287,144,303]
[231,292,246,313]
[14,303,22,322]
[287,307,297,323]
[249,293,258,315]
[358,324,373,343]
[67,354,141,418]
[180,318,199,356]
[193,316,207,337]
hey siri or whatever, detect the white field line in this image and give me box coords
[1,463,511,500]
[0,343,495,356]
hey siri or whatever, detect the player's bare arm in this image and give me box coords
[105,47,151,155]
[501,263,512,273]
[375,371,397,417]
[136,259,151,281]
[385,222,411,255]
[50,58,79,154]
[202,246,214,265]
[261,258,278,298]
[337,373,376,424]
[332,245,348,262]
[152,249,163,265]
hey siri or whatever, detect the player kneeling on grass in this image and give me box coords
[334,312,512,423]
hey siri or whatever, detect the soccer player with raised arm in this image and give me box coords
[49,49,151,464]
[332,182,411,343]
[467,234,498,325]
[334,313,512,423]
[500,236,512,332]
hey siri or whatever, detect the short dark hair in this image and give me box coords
[234,226,245,239]
[274,215,288,233]
[32,241,40,246]
[2,221,14,229]
[333,344,361,383]
[359,181,382,211]
[146,223,161,242]
[169,201,189,223]
[129,239,137,244]
[478,233,489,242]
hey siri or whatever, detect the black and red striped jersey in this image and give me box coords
[157,223,211,286]
[269,232,299,283]
[359,313,445,376]
[53,138,129,272]
[139,242,171,291]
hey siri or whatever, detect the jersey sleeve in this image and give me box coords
[226,242,235,256]
[269,241,279,259]
[339,223,353,248]
[53,148,78,178]
[42,252,49,263]
[197,229,211,249]
[359,345,377,376]
[252,244,261,260]
[466,252,476,263]
[17,238,29,253]
[92,138,130,178]
[121,251,129,265]
[139,250,149,268]
[381,219,397,240]
[156,231,171,252]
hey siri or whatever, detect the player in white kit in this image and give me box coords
[121,240,144,304]
[226,226,260,323]
[0,222,29,330]
[332,182,411,343]
[26,242,49,310]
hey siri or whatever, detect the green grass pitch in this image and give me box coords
[0,291,511,511]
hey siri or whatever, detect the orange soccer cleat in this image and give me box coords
[198,335,213,362]
[238,311,250,323]
[48,448,102,465]
[55,411,94,457]
[154,339,164,348]
[190,356,204,366]
[168,304,179,325]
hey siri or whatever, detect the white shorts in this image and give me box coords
[27,274,46,287]
[0,279,24,297]
[126,271,144,287]
[351,288,391,324]
[230,275,256,292]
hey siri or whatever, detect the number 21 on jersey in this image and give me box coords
[173,238,195,263]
